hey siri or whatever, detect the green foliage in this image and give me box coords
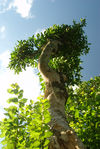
[66,76,100,149]
[0,83,52,149]
[8,19,90,85]
[0,80,99,149]
[5,20,94,148]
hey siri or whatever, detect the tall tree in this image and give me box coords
[8,19,90,148]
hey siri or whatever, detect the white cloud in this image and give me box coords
[0,0,34,18]
[0,25,6,39]
[0,26,5,33]
[0,50,9,68]
[11,0,33,18]
[0,0,12,13]
[0,50,41,120]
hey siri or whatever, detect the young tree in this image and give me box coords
[8,19,90,148]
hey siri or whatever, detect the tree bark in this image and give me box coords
[38,40,85,149]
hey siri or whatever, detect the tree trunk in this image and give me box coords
[38,40,85,149]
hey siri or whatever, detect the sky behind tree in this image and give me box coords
[0,0,100,124]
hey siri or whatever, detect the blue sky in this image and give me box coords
[0,0,100,105]
[0,0,100,78]
[0,0,100,128]
[0,0,99,147]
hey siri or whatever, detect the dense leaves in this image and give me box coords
[66,76,100,149]
[0,77,99,148]
[8,19,90,85]
[0,83,52,149]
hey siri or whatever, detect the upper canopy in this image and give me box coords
[8,19,90,85]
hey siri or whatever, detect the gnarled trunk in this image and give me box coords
[38,40,85,149]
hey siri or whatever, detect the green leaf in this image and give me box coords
[75,109,79,118]
[18,90,23,99]
[32,141,40,147]
[44,116,51,123]
[43,139,50,147]
[7,89,14,94]
[44,131,52,138]
[7,97,18,104]
[70,106,75,111]
[7,142,15,149]
[1,139,7,145]
[30,132,40,139]
[19,98,27,104]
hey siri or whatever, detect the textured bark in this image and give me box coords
[38,40,85,149]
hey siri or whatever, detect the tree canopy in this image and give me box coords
[8,19,90,85]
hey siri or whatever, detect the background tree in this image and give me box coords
[66,76,100,149]
[8,19,90,149]
[0,83,52,149]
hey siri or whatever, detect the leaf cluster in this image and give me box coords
[8,19,90,85]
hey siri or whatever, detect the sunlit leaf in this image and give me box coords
[75,109,79,118]
[7,98,18,104]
